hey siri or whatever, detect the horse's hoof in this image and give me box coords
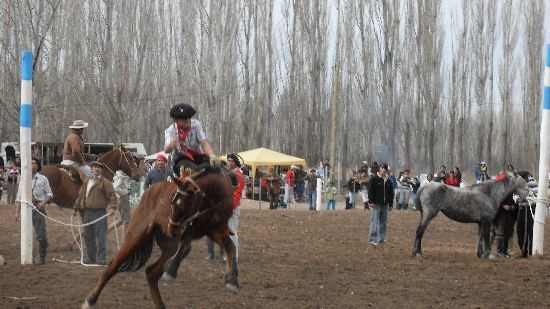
[161,272,176,284]
[81,300,94,309]
[488,254,496,260]
[414,253,422,257]
[225,282,240,294]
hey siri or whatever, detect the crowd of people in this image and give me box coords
[0,101,541,266]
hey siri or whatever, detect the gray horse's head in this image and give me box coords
[507,173,528,199]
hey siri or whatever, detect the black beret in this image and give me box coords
[170,103,196,119]
[226,153,241,168]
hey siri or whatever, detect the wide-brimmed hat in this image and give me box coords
[90,161,104,168]
[69,120,88,129]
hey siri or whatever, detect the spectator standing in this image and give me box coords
[444,170,460,187]
[266,168,282,209]
[295,166,305,202]
[347,172,361,209]
[75,161,117,265]
[389,168,398,206]
[411,177,420,210]
[325,181,337,211]
[358,161,369,174]
[479,162,490,181]
[283,165,297,206]
[493,173,515,258]
[397,168,412,210]
[143,153,169,189]
[421,173,433,186]
[515,171,538,257]
[358,172,371,210]
[305,169,319,211]
[113,170,132,239]
[14,157,53,265]
[322,158,332,189]
[6,155,21,205]
[367,163,394,245]
[474,163,483,183]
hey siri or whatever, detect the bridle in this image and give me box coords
[97,146,137,178]
[168,169,224,230]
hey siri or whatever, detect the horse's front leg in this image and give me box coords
[477,223,483,258]
[213,229,240,294]
[412,211,437,257]
[481,221,493,259]
[162,231,192,283]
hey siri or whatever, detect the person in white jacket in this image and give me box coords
[112,170,131,240]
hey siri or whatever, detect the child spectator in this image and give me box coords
[326,181,337,211]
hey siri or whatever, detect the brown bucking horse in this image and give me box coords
[41,145,139,208]
[81,165,239,309]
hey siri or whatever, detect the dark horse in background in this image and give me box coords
[41,145,139,208]
[81,165,239,309]
[412,175,527,259]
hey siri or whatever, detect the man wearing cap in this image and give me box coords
[367,163,394,245]
[75,161,117,265]
[15,157,53,265]
[143,153,169,189]
[163,103,217,178]
[62,120,96,177]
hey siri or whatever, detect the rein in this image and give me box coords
[97,146,137,178]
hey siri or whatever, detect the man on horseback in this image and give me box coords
[163,103,218,180]
[61,120,96,177]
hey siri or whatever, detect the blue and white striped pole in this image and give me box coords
[20,51,33,264]
[533,44,550,256]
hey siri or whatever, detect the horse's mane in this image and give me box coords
[466,178,511,196]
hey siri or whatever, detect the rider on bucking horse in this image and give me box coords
[61,120,97,178]
[163,103,219,182]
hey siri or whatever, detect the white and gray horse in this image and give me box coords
[412,175,527,258]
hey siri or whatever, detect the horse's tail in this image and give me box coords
[116,227,156,272]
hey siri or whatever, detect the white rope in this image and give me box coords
[519,199,545,225]
[17,200,111,227]
[526,196,550,205]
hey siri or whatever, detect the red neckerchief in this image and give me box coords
[176,124,203,161]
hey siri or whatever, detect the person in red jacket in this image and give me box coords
[226,153,244,260]
[205,153,245,261]
[444,171,460,187]
[283,165,297,206]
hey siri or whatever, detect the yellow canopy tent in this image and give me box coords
[221,147,307,205]
[221,147,307,179]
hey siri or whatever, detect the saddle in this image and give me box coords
[56,164,86,184]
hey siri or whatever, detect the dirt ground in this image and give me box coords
[1,198,550,308]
